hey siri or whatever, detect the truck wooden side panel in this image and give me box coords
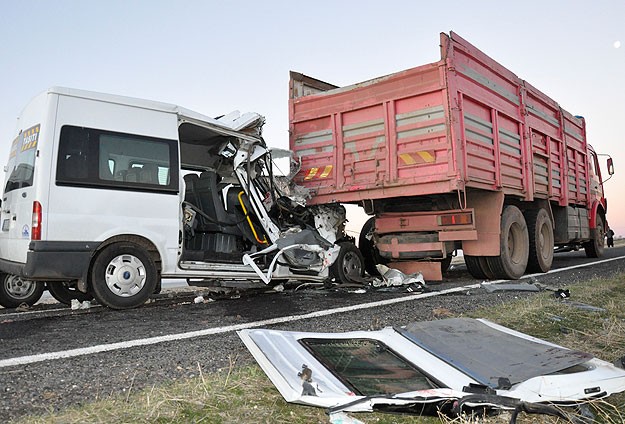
[290,32,590,209]
[290,63,455,203]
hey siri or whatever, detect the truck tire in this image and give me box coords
[90,243,158,310]
[0,274,45,308]
[358,217,386,276]
[48,282,94,305]
[525,208,554,273]
[487,205,529,280]
[464,255,487,279]
[441,255,452,273]
[330,242,364,284]
[584,214,605,258]
[479,257,498,279]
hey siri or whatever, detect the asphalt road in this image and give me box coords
[1,246,624,421]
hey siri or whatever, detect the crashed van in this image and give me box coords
[0,87,361,309]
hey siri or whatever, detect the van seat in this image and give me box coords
[140,163,159,184]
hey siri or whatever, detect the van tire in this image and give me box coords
[48,282,94,305]
[90,243,158,310]
[330,242,364,284]
[0,274,45,308]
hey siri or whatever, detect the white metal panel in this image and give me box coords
[0,91,57,263]
[239,319,625,412]
[46,94,181,273]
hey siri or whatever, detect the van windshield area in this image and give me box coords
[4,124,40,193]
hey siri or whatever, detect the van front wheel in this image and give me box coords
[90,243,158,310]
[0,274,45,308]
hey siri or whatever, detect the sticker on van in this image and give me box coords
[20,125,40,152]
[21,225,29,238]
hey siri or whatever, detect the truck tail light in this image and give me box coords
[438,212,472,226]
[32,201,42,240]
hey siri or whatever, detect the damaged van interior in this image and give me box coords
[176,116,350,285]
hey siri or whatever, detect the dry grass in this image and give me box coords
[14,273,625,424]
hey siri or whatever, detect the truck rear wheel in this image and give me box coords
[464,255,487,279]
[584,214,605,258]
[0,274,45,308]
[358,217,386,276]
[330,242,364,283]
[487,205,529,280]
[525,208,554,273]
[90,243,158,310]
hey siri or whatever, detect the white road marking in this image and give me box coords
[1,255,624,368]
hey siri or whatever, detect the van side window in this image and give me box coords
[56,125,178,193]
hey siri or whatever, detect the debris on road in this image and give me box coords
[373,264,425,288]
[239,318,625,421]
[481,282,540,293]
[554,289,571,299]
[328,412,364,424]
[559,301,606,313]
[70,300,91,310]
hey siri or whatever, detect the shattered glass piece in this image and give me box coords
[299,338,440,395]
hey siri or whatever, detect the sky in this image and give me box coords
[1,0,624,236]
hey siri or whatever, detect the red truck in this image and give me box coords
[289,32,614,281]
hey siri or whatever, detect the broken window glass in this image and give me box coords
[300,338,441,396]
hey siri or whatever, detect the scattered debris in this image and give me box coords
[482,282,540,293]
[70,299,91,310]
[560,301,606,313]
[374,264,425,288]
[193,296,205,304]
[328,412,364,424]
[239,318,625,421]
[15,302,30,312]
[554,289,571,299]
[432,307,454,318]
[272,284,285,292]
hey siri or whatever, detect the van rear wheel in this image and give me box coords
[90,243,158,310]
[0,274,45,308]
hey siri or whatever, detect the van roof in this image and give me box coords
[45,86,263,133]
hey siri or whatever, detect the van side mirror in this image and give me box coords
[607,157,614,175]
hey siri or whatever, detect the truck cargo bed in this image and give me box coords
[289,32,589,209]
